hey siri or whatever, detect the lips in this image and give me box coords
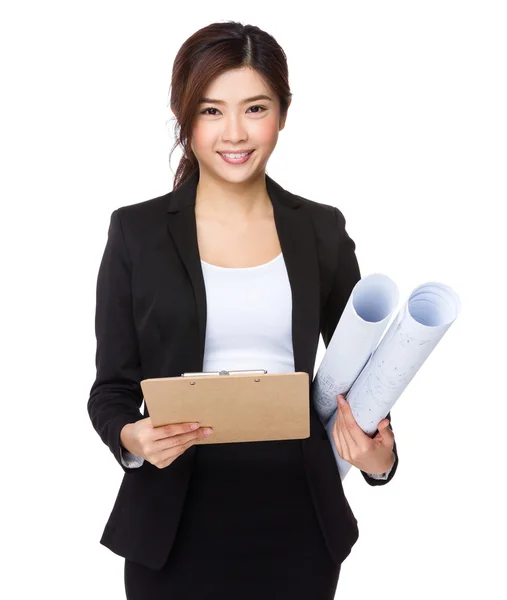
[218,150,254,164]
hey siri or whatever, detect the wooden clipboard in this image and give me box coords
[140,369,310,444]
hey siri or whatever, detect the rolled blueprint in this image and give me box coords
[314,279,461,481]
[312,273,400,427]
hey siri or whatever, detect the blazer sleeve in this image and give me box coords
[87,209,146,474]
[320,206,399,486]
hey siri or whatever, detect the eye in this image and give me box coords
[200,105,267,115]
[200,107,219,116]
[248,105,266,114]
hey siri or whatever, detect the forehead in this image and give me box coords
[201,67,273,103]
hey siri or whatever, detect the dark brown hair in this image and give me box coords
[168,21,292,190]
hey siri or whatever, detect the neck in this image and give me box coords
[195,169,272,220]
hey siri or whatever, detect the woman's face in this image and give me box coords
[190,67,289,184]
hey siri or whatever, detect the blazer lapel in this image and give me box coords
[165,169,321,379]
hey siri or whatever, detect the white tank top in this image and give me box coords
[200,252,295,374]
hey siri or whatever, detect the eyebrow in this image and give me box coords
[198,94,274,105]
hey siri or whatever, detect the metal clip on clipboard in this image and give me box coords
[181,369,268,377]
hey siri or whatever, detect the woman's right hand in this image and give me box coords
[120,418,214,469]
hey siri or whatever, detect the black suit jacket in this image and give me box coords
[88,168,398,570]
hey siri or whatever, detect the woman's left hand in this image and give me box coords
[332,394,395,475]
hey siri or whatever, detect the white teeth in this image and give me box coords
[221,152,251,158]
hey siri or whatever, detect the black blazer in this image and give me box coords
[88,168,398,571]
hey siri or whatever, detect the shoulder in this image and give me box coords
[109,191,170,243]
[283,183,359,269]
[114,192,169,222]
[282,182,347,225]
[103,192,171,259]
[283,186,348,237]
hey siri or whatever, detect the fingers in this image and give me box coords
[178,427,214,447]
[156,426,214,469]
[161,425,213,450]
[170,428,205,453]
[376,419,395,444]
[338,396,370,450]
[336,396,375,463]
[152,421,201,441]
[332,414,344,458]
[157,438,196,469]
[336,404,352,460]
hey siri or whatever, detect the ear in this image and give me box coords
[279,100,291,131]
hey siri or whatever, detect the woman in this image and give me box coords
[88,20,398,599]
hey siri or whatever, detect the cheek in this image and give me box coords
[254,118,280,147]
[191,123,215,152]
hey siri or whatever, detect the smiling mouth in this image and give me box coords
[218,151,254,157]
[217,150,255,164]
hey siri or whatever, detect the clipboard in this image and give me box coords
[140,369,310,444]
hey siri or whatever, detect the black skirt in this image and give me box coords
[124,438,341,600]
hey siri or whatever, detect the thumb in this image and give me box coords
[376,419,393,441]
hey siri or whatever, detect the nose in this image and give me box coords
[221,114,248,144]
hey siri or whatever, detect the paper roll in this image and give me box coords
[313,278,461,480]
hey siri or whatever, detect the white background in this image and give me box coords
[2,1,505,598]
